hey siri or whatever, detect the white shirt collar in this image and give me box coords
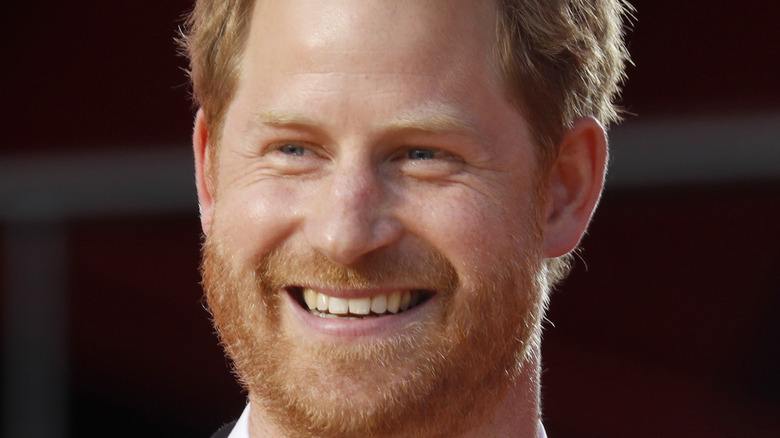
[227,403,547,438]
[226,403,251,438]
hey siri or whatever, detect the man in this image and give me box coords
[181,0,630,436]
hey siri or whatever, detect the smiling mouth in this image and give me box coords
[291,287,432,319]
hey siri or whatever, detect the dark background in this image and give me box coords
[1,1,778,436]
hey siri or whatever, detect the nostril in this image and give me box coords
[304,182,402,265]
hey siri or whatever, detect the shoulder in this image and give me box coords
[210,419,237,438]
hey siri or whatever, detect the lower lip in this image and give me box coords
[282,290,437,340]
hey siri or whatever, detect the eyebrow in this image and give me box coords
[251,110,319,130]
[250,102,477,137]
[381,102,477,136]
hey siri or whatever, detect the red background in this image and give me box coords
[1,1,778,436]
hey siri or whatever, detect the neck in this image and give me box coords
[247,347,543,438]
[458,349,542,438]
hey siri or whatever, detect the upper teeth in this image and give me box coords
[302,288,420,317]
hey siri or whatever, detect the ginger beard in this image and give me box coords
[201,199,549,437]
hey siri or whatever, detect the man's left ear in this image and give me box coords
[543,116,608,258]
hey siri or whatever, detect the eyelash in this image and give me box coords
[407,148,436,160]
[401,147,462,163]
[278,143,307,156]
[269,142,323,159]
[269,142,460,165]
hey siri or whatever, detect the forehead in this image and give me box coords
[243,0,502,89]
[251,0,497,50]
[222,0,528,152]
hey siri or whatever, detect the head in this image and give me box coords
[183,0,630,285]
[182,0,629,436]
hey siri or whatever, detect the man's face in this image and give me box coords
[201,0,549,435]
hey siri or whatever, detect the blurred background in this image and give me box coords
[1,1,778,436]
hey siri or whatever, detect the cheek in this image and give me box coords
[402,186,535,272]
[213,179,307,262]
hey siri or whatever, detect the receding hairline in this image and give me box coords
[187,0,630,174]
[199,0,512,139]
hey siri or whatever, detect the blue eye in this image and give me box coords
[279,144,306,156]
[408,148,436,160]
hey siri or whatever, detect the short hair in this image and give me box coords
[495,0,632,168]
[180,0,631,166]
[180,0,255,146]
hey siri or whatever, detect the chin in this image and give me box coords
[201,229,547,437]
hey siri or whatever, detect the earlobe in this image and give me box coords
[193,109,215,236]
[542,116,608,257]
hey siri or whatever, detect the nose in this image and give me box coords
[304,159,402,265]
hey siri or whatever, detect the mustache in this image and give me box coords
[256,244,460,294]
